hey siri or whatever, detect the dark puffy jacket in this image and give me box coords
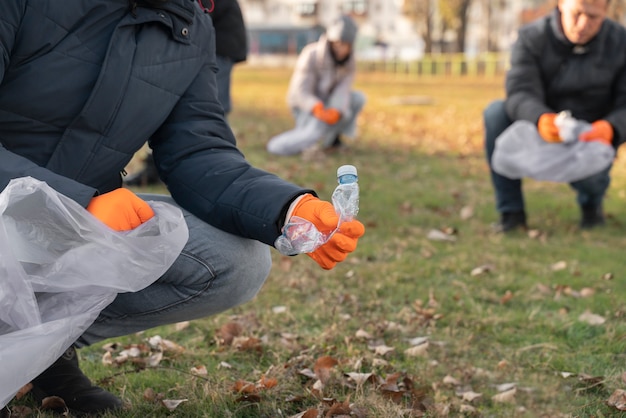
[210,0,248,63]
[505,8,626,144]
[0,0,308,245]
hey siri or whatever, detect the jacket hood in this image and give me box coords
[326,15,358,45]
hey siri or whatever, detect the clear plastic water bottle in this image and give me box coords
[274,165,360,255]
[332,165,359,224]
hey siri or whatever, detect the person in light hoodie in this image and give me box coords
[267,15,366,155]
[0,0,364,415]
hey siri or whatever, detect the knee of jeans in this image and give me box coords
[227,241,272,305]
[351,91,366,110]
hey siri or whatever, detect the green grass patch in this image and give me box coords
[10,67,626,417]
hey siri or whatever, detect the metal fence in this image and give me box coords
[356,53,510,77]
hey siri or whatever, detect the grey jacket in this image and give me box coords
[505,8,626,145]
[0,0,309,245]
[286,34,356,116]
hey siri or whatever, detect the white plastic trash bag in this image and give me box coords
[0,177,189,408]
[492,120,615,183]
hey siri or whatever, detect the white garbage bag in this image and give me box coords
[0,177,188,408]
[492,120,615,183]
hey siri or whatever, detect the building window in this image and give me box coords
[295,2,317,17]
[342,0,368,15]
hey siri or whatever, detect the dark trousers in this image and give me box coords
[483,100,611,214]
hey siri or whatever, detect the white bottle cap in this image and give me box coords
[337,165,357,178]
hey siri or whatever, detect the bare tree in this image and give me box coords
[438,0,473,52]
[401,0,436,53]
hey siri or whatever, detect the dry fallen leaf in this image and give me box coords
[345,372,374,386]
[607,389,626,411]
[355,329,372,339]
[578,310,606,325]
[404,342,429,357]
[161,399,188,411]
[470,264,493,276]
[492,387,516,403]
[462,391,482,402]
[372,344,395,356]
[551,261,567,271]
[190,365,208,376]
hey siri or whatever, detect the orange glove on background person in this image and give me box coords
[579,120,614,146]
[537,113,561,142]
[312,102,342,125]
[87,188,155,231]
[290,194,365,270]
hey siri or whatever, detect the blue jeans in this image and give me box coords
[76,195,271,347]
[484,100,611,214]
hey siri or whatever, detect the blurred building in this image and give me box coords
[238,0,559,60]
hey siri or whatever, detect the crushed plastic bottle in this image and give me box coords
[274,165,360,256]
[554,110,591,144]
[332,164,359,224]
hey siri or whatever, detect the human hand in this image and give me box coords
[87,188,155,231]
[312,102,342,125]
[537,113,561,142]
[291,194,365,270]
[579,120,613,146]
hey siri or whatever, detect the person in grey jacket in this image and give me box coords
[267,15,366,155]
[0,0,364,415]
[484,0,626,232]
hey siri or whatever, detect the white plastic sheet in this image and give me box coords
[0,177,188,408]
[492,120,615,183]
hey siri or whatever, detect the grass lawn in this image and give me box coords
[9,67,626,417]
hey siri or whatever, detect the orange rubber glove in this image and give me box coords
[87,188,155,231]
[579,120,613,146]
[291,194,365,270]
[537,113,561,143]
[312,102,342,125]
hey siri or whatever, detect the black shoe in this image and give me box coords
[124,157,161,187]
[493,211,527,233]
[580,204,605,229]
[31,346,122,415]
[330,135,343,148]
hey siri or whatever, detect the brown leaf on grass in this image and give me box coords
[8,405,33,417]
[462,391,482,402]
[578,310,606,325]
[216,322,243,346]
[325,399,352,416]
[143,388,157,401]
[500,290,513,305]
[404,342,429,357]
[355,329,373,339]
[161,399,188,411]
[259,375,278,389]
[290,409,320,418]
[470,264,492,277]
[14,383,32,399]
[551,260,567,271]
[577,373,605,391]
[314,356,339,383]
[492,387,516,403]
[232,336,263,353]
[370,344,395,356]
[41,396,67,411]
[345,372,375,386]
[233,380,257,394]
[607,389,626,411]
[190,365,208,376]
